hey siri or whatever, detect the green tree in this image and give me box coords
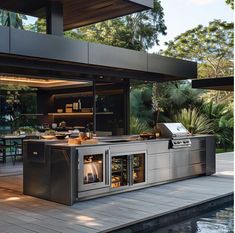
[153,81,204,119]
[202,101,234,151]
[25,18,46,33]
[77,0,166,51]
[27,0,166,51]
[162,20,234,78]
[130,83,153,123]
[0,10,26,29]
[225,0,234,9]
[172,108,214,135]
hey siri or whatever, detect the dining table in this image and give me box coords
[0,135,26,163]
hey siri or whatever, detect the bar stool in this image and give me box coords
[0,144,6,162]
[12,141,23,165]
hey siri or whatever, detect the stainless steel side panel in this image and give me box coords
[189,164,206,176]
[206,136,216,175]
[189,150,206,165]
[191,138,206,150]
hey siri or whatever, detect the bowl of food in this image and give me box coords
[41,135,56,140]
[55,134,67,140]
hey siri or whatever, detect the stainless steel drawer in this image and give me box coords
[170,149,189,168]
[148,153,170,170]
[148,168,171,184]
[147,141,169,155]
[110,143,146,155]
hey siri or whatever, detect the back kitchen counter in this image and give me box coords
[23,135,215,205]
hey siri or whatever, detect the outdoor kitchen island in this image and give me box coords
[23,127,215,205]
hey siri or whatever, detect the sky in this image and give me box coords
[149,0,234,53]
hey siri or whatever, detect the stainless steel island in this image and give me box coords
[23,135,215,205]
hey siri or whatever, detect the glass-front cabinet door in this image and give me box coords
[83,154,103,184]
[111,155,129,188]
[133,153,145,185]
[78,146,109,192]
[111,153,146,189]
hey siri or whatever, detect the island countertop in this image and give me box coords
[24,134,214,148]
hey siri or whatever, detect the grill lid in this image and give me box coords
[158,123,190,138]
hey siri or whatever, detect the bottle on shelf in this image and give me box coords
[73,102,78,112]
[78,99,82,111]
[85,123,92,139]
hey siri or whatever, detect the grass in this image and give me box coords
[216,148,234,154]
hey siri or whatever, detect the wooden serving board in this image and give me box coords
[81,139,98,145]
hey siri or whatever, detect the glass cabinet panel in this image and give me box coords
[83,154,103,184]
[112,156,128,188]
[133,153,145,184]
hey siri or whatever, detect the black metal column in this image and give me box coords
[124,79,130,135]
[46,2,64,36]
[93,82,97,133]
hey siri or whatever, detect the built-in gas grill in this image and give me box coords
[158,123,192,149]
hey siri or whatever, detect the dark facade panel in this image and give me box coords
[89,43,148,72]
[10,28,88,63]
[1,28,197,82]
[148,54,197,79]
[0,26,10,54]
[128,0,153,8]
[192,77,234,91]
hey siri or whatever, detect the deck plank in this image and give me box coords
[0,152,233,233]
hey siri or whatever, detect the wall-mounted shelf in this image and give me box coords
[96,112,114,115]
[20,113,44,116]
[48,112,113,116]
[48,112,93,116]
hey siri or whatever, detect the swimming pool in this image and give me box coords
[152,205,234,233]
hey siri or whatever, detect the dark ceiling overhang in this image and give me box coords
[0,0,153,30]
[192,77,234,91]
[0,26,197,82]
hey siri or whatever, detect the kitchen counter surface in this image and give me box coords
[24,134,214,148]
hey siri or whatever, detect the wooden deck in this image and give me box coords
[0,152,233,233]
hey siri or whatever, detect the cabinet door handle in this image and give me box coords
[105,150,110,185]
[77,152,81,170]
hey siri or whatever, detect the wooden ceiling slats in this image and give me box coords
[0,0,148,29]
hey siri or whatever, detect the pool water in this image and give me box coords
[152,205,234,233]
